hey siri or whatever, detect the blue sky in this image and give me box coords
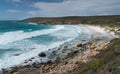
[0,0,120,20]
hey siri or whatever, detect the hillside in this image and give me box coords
[21,15,120,25]
[71,38,120,74]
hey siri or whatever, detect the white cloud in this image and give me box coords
[8,9,22,13]
[11,0,22,3]
[7,9,38,17]
[27,11,37,15]
[7,0,120,17]
[27,0,120,17]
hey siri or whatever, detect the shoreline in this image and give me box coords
[2,24,119,74]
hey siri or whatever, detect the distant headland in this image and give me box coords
[21,15,120,25]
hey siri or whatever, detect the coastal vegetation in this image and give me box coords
[71,38,120,74]
[21,15,120,25]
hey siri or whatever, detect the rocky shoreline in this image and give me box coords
[3,39,110,74]
[2,25,120,74]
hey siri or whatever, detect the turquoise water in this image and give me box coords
[0,21,52,33]
[0,21,54,56]
[0,21,87,70]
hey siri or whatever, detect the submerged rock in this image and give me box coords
[30,48,36,50]
[62,46,68,53]
[13,53,20,56]
[52,51,57,55]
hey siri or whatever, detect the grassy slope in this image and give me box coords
[69,38,120,74]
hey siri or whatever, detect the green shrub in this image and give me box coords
[87,59,102,69]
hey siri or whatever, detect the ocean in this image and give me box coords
[0,21,92,70]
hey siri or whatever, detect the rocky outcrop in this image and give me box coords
[76,43,83,47]
[38,52,46,57]
[71,38,120,74]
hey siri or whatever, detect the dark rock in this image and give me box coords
[32,63,41,68]
[31,48,36,50]
[24,61,28,63]
[74,61,79,64]
[62,48,67,53]
[58,48,61,50]
[67,50,79,57]
[13,53,20,56]
[52,51,56,55]
[73,50,79,54]
[31,57,35,59]
[28,59,32,61]
[64,46,68,48]
[55,57,61,63]
[62,46,68,53]
[82,40,86,41]
[77,43,83,47]
[47,60,52,64]
[39,52,46,57]
[117,29,120,31]
[64,61,68,65]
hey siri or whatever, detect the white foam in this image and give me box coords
[0,25,82,71]
[28,22,38,25]
[0,25,115,72]
[0,39,39,50]
[0,35,77,70]
[0,44,46,69]
[0,25,64,45]
[49,25,81,39]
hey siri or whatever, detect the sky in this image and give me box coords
[0,0,120,20]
